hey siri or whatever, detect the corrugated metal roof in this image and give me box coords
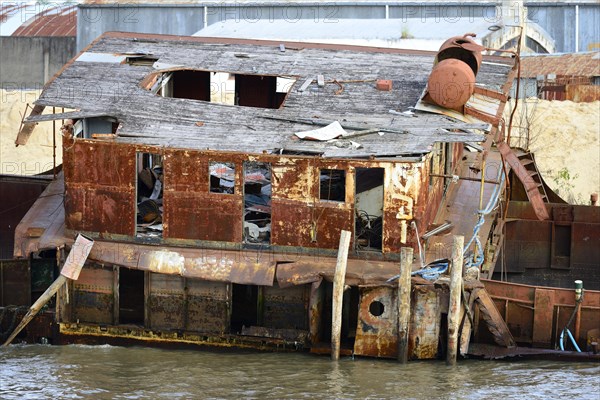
[1,2,77,37]
[13,5,77,37]
[520,52,600,78]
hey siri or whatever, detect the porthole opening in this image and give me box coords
[369,300,385,317]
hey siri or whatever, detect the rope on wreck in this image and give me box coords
[462,167,506,269]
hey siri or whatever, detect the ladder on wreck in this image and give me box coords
[515,150,549,204]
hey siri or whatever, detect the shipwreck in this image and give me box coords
[2,32,598,362]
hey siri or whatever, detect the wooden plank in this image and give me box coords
[447,235,464,366]
[331,230,351,361]
[397,247,413,363]
[475,289,516,348]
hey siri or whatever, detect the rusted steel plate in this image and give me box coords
[275,259,403,288]
[186,280,229,333]
[148,273,185,330]
[354,286,398,358]
[65,185,135,235]
[63,140,136,236]
[409,285,441,360]
[72,267,114,325]
[263,283,309,330]
[571,223,600,271]
[504,220,552,271]
[65,141,135,187]
[497,141,550,220]
[163,193,242,242]
[271,201,313,247]
[0,259,30,306]
[532,289,555,347]
[272,158,316,202]
[163,149,209,193]
[91,244,276,286]
[482,279,600,348]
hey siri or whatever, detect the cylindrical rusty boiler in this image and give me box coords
[427,33,483,110]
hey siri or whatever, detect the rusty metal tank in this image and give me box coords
[427,33,484,110]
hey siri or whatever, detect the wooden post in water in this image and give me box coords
[2,234,93,347]
[331,230,351,361]
[447,235,464,365]
[397,246,413,363]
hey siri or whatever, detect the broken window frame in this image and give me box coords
[319,168,346,203]
[209,161,236,195]
[243,161,272,245]
[136,152,164,239]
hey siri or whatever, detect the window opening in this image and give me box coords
[355,168,384,251]
[320,169,346,202]
[73,117,118,139]
[209,161,235,194]
[150,70,295,109]
[136,152,163,238]
[243,161,271,244]
[552,224,572,269]
[119,268,145,325]
[231,284,259,334]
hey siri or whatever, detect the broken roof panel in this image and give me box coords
[23,32,515,158]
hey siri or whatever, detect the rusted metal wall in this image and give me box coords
[63,139,136,236]
[262,283,309,330]
[481,279,600,350]
[0,259,30,306]
[72,265,114,325]
[353,284,442,359]
[148,273,185,330]
[496,202,600,290]
[163,149,243,243]
[566,84,600,102]
[0,177,49,259]
[66,141,433,255]
[186,279,229,334]
[148,274,230,333]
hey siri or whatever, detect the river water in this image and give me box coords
[1,344,598,399]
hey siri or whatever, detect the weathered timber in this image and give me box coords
[475,289,516,348]
[331,230,351,361]
[397,247,413,363]
[447,235,464,365]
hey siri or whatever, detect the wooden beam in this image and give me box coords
[447,235,464,366]
[331,230,351,361]
[397,247,413,363]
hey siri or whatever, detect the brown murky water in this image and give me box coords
[1,344,599,399]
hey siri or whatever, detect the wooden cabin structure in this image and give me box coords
[7,31,536,359]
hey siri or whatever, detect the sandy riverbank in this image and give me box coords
[505,98,600,205]
[0,89,63,175]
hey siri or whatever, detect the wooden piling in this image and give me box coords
[397,246,413,363]
[331,230,351,361]
[447,235,464,366]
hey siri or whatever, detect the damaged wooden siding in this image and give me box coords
[63,138,135,236]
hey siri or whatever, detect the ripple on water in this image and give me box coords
[1,345,599,399]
